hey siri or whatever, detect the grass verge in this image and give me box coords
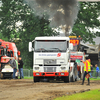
[18,76,33,79]
[54,89,100,100]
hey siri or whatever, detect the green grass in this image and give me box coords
[54,89,100,100]
[18,76,33,79]
[90,77,100,80]
[24,76,33,79]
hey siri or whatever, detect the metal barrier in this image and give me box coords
[89,70,100,78]
[23,69,100,78]
[23,69,33,77]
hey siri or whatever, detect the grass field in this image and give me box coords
[54,89,100,100]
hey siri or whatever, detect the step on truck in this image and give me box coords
[29,37,78,82]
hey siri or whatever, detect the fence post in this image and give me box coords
[28,70,30,77]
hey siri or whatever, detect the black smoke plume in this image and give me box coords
[24,0,79,36]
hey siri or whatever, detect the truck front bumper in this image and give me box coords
[1,72,13,78]
[33,72,69,77]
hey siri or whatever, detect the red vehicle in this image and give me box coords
[0,39,20,79]
[69,36,85,79]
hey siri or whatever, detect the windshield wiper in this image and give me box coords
[35,48,47,52]
[49,48,62,52]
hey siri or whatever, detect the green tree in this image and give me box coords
[0,0,58,68]
[72,2,100,44]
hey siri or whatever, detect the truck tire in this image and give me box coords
[70,67,77,82]
[64,76,69,83]
[11,73,13,79]
[81,73,83,80]
[70,75,75,82]
[34,76,40,82]
[1,73,4,79]
[74,67,78,81]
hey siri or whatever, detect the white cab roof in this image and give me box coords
[35,37,69,41]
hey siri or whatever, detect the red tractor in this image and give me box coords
[0,39,20,79]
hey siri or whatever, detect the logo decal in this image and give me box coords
[57,53,61,57]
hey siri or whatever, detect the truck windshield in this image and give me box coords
[35,40,67,52]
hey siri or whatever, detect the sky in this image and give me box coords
[92,37,100,45]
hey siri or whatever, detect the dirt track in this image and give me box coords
[0,79,100,100]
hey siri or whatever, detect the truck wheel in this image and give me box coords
[81,73,83,80]
[70,75,75,82]
[11,74,13,79]
[64,76,69,83]
[70,67,77,82]
[74,67,78,81]
[34,76,40,82]
[1,73,4,79]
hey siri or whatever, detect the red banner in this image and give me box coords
[70,55,83,60]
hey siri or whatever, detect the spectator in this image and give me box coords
[0,63,1,78]
[95,64,99,78]
[81,57,91,85]
[90,65,93,78]
[11,56,18,79]
[18,57,24,79]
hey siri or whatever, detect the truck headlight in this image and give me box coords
[61,67,66,70]
[36,73,40,75]
[61,73,64,75]
[34,67,39,70]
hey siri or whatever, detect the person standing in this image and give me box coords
[11,56,18,79]
[95,64,99,78]
[18,57,24,79]
[81,57,91,85]
[0,63,1,78]
[90,65,93,78]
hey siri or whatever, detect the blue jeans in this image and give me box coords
[90,72,93,78]
[96,72,99,78]
[13,68,17,78]
[82,71,90,84]
[19,68,24,78]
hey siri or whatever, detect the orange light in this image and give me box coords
[79,35,81,38]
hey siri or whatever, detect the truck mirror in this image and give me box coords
[18,51,20,56]
[69,43,73,50]
[29,42,33,52]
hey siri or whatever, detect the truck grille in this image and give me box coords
[44,59,56,65]
[44,67,56,72]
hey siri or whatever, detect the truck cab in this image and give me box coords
[29,37,75,82]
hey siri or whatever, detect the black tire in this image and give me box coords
[64,76,69,83]
[81,73,83,80]
[34,76,40,82]
[1,73,3,79]
[11,73,13,79]
[70,75,75,82]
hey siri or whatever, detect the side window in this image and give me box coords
[67,41,69,48]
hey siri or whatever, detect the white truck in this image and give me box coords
[29,37,78,82]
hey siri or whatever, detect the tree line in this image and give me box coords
[0,0,100,68]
